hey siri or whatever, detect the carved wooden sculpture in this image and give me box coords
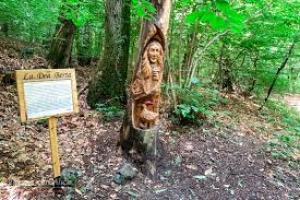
[121,0,172,177]
[132,38,163,130]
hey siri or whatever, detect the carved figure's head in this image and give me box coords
[144,40,163,81]
[147,40,163,64]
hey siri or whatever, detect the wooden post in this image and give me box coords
[15,69,79,190]
[48,117,61,180]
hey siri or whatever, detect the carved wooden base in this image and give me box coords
[121,126,159,177]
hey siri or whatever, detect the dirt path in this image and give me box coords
[284,94,300,112]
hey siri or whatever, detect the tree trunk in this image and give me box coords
[120,0,172,177]
[217,44,233,92]
[87,0,131,107]
[259,39,297,110]
[182,22,199,86]
[246,56,258,95]
[47,18,76,69]
[76,25,94,66]
[0,23,9,36]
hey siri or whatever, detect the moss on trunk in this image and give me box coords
[87,0,131,107]
[47,18,76,69]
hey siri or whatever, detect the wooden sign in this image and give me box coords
[15,69,79,188]
[15,69,79,123]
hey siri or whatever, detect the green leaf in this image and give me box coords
[216,0,229,3]
[199,10,227,31]
[182,107,191,117]
[201,10,216,23]
[216,0,230,12]
[132,0,156,19]
[191,105,199,112]
[211,16,227,31]
[136,5,146,17]
[145,2,156,13]
[185,11,201,23]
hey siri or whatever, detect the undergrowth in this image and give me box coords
[167,80,227,126]
[263,100,300,161]
[95,103,124,122]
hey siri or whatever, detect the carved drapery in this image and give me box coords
[131,24,165,130]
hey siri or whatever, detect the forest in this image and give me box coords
[0,0,299,199]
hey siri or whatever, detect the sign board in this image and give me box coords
[15,69,79,122]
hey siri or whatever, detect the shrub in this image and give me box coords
[95,103,124,122]
[172,79,226,125]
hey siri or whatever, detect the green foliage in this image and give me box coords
[63,0,92,27]
[172,81,226,125]
[0,0,299,128]
[0,0,104,54]
[171,0,299,104]
[132,0,156,20]
[263,100,300,160]
[185,0,245,33]
[0,0,60,41]
[95,104,124,122]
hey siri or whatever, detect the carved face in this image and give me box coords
[146,41,163,81]
[147,42,161,64]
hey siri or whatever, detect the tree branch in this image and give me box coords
[259,37,298,110]
[186,30,229,88]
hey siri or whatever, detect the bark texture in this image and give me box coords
[217,44,234,92]
[76,25,94,66]
[260,39,297,110]
[87,0,131,107]
[47,18,76,69]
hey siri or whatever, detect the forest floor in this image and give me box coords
[0,37,300,200]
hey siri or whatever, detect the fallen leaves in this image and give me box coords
[185,164,198,170]
[204,167,213,176]
[193,175,207,181]
[183,142,194,152]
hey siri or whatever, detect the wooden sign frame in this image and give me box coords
[15,69,79,186]
[15,69,79,123]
